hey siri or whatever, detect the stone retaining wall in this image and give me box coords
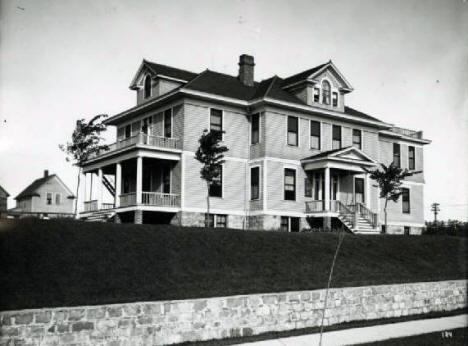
[1,280,466,346]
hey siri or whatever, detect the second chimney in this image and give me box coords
[44,170,49,178]
[238,54,255,87]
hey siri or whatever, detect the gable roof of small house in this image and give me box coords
[0,185,9,198]
[15,174,74,200]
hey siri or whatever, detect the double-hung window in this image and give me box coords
[352,129,362,149]
[251,113,260,144]
[210,108,223,138]
[124,124,131,139]
[310,120,320,150]
[46,193,52,205]
[55,193,62,205]
[280,216,300,232]
[284,168,296,201]
[209,165,223,198]
[322,81,331,105]
[206,214,227,228]
[402,188,410,213]
[287,116,298,146]
[163,109,172,138]
[332,92,338,107]
[408,146,415,170]
[144,75,151,99]
[304,175,312,197]
[250,167,260,200]
[393,143,401,167]
[332,125,342,150]
[313,88,320,102]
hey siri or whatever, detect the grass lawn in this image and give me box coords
[0,218,466,311]
[357,327,467,345]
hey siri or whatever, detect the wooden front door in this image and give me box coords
[355,177,365,204]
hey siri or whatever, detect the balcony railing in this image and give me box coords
[88,133,181,160]
[120,193,137,207]
[389,127,423,139]
[142,192,180,207]
[84,200,98,212]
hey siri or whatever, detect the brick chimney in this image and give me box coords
[44,170,49,178]
[238,54,255,87]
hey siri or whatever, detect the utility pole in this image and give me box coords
[431,203,440,223]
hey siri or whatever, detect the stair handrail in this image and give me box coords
[357,203,378,227]
[335,200,353,216]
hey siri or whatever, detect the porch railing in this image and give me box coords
[356,203,378,227]
[120,193,137,207]
[84,200,98,212]
[141,192,180,207]
[88,133,181,160]
[101,203,115,210]
[305,200,325,213]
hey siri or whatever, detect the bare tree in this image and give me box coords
[59,115,108,217]
[195,130,228,227]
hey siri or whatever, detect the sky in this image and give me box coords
[1,0,467,221]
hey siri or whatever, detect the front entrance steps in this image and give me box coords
[338,214,379,234]
[82,210,116,222]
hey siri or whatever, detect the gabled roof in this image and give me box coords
[129,59,198,89]
[302,146,378,164]
[0,185,9,197]
[282,60,353,91]
[15,174,74,200]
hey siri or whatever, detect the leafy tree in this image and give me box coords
[59,115,108,217]
[365,162,419,233]
[195,130,228,227]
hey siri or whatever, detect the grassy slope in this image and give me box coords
[0,219,466,311]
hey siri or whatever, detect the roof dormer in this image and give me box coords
[282,60,353,112]
[129,60,198,105]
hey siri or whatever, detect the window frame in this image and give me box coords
[46,192,53,205]
[284,168,296,201]
[162,165,171,194]
[250,166,260,200]
[408,146,415,170]
[313,87,320,103]
[402,188,410,214]
[208,164,223,198]
[143,74,152,99]
[322,80,331,105]
[332,125,342,150]
[163,108,172,138]
[304,175,312,198]
[332,92,338,107]
[124,124,131,139]
[209,108,223,139]
[251,113,260,145]
[352,129,362,149]
[309,120,321,150]
[55,193,62,205]
[287,116,299,147]
[393,143,401,167]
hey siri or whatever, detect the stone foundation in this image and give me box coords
[1,280,465,346]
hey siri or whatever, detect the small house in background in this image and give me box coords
[9,170,75,219]
[0,185,9,218]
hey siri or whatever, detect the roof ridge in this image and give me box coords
[282,62,329,83]
[183,69,210,89]
[143,59,198,77]
[263,75,279,98]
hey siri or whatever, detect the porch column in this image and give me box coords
[115,162,121,208]
[324,167,330,211]
[136,156,142,204]
[97,168,103,209]
[364,172,370,209]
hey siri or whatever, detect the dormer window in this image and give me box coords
[332,92,338,107]
[144,75,152,99]
[322,81,331,105]
[313,87,320,103]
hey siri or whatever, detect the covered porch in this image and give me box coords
[82,155,181,214]
[301,147,379,232]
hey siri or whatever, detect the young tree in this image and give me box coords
[195,130,228,227]
[59,115,108,217]
[365,163,419,233]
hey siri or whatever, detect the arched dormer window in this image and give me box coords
[144,75,152,99]
[322,80,331,105]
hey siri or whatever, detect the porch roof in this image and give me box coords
[301,146,378,172]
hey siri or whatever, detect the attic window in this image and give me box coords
[144,75,152,99]
[332,92,338,107]
[322,81,331,105]
[313,87,320,103]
